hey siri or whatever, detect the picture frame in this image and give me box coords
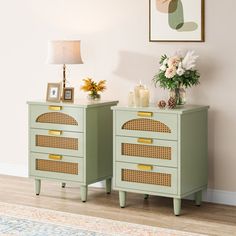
[62,87,74,103]
[46,83,61,102]
[149,0,205,42]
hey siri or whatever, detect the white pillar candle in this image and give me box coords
[140,88,150,107]
[134,82,144,107]
[128,91,135,107]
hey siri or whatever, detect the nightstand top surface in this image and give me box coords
[27,100,119,108]
[111,104,209,114]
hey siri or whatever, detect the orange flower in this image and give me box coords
[81,78,106,93]
[97,80,106,92]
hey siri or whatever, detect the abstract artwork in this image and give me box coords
[149,0,204,42]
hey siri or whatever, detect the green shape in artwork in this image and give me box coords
[177,22,198,32]
[168,0,184,30]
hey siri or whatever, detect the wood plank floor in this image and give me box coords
[0,175,235,236]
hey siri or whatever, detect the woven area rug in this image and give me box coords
[0,202,204,236]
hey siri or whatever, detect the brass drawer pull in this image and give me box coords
[137,164,153,171]
[49,154,62,160]
[137,111,153,117]
[48,106,62,111]
[137,138,153,144]
[48,130,62,136]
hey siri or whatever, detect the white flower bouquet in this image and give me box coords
[153,51,200,90]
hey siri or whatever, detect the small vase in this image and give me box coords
[170,87,186,105]
[88,92,101,100]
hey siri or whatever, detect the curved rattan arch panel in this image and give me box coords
[122,118,171,133]
[36,112,78,126]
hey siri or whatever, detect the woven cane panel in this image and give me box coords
[36,135,78,150]
[122,119,171,133]
[36,112,78,126]
[122,143,171,160]
[122,169,171,187]
[36,159,78,175]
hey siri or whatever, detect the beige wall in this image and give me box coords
[0,0,235,192]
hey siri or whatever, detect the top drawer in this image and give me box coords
[115,110,178,141]
[29,105,84,132]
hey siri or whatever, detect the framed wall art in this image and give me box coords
[46,83,61,102]
[149,0,205,42]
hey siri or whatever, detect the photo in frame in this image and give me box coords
[46,83,61,102]
[149,0,205,42]
[62,87,74,103]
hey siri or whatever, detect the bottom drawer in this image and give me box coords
[115,162,177,195]
[30,152,84,182]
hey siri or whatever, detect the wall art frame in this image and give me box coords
[149,0,205,42]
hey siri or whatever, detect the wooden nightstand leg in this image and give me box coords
[144,194,149,200]
[106,178,112,194]
[80,185,87,202]
[195,190,202,206]
[173,198,181,216]
[61,183,66,188]
[119,191,126,208]
[35,179,41,196]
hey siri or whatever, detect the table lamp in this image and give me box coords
[47,40,83,88]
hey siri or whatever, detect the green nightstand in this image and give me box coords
[28,100,118,202]
[112,105,209,215]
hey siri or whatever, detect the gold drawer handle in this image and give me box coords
[137,164,153,171]
[49,154,62,160]
[137,138,153,144]
[137,111,153,117]
[48,130,62,136]
[48,106,62,111]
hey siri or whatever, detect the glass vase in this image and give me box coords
[87,92,101,101]
[170,87,186,105]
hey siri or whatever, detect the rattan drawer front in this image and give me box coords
[36,159,78,175]
[123,144,171,160]
[115,162,177,194]
[30,129,84,157]
[115,111,177,140]
[29,105,84,132]
[122,169,171,187]
[36,135,78,150]
[116,136,177,167]
[30,152,84,182]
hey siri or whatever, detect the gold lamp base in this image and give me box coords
[63,64,66,88]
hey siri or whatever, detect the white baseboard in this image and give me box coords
[202,189,236,206]
[90,181,105,188]
[0,162,235,206]
[0,162,28,177]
